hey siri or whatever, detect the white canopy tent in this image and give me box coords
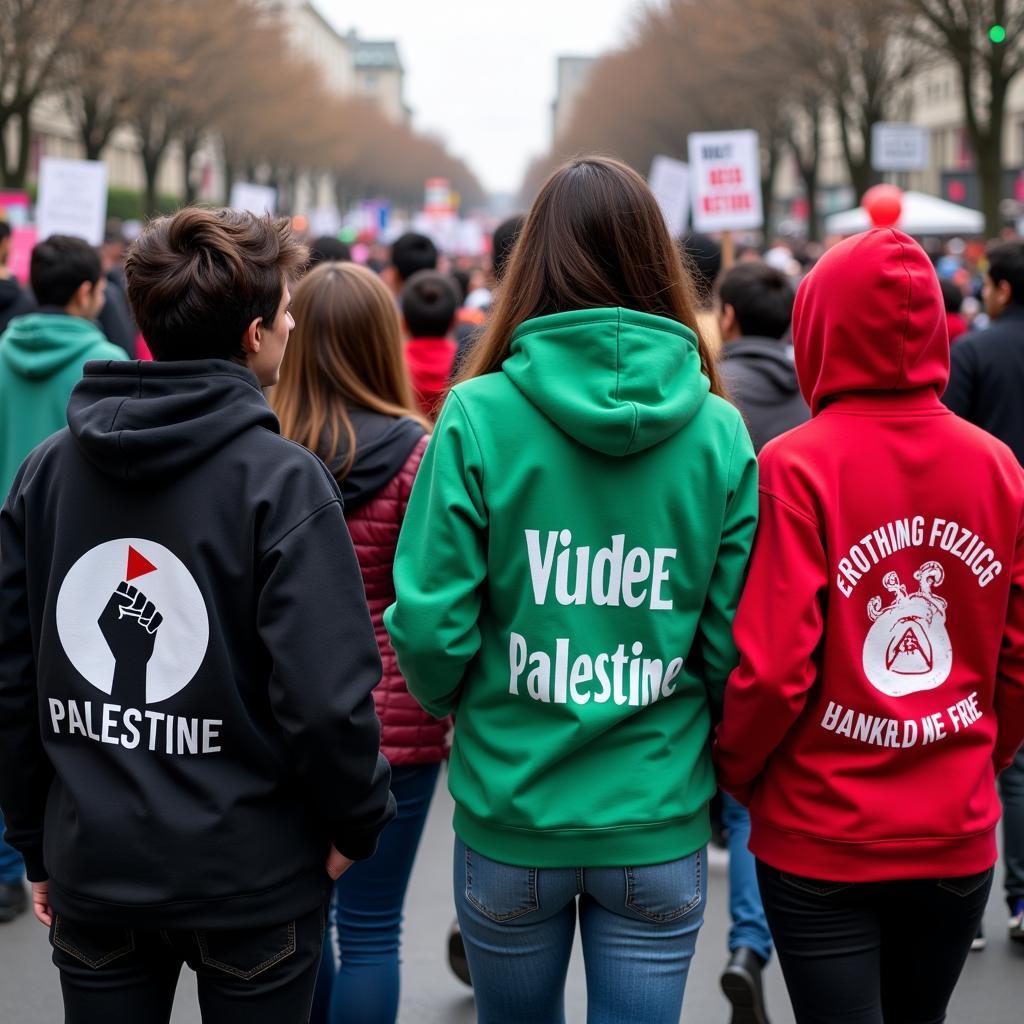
[824,191,984,236]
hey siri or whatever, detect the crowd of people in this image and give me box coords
[0,155,1022,1024]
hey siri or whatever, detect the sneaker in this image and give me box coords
[447,921,472,987]
[1010,898,1024,944]
[0,882,27,924]
[721,946,770,1024]
[971,925,986,951]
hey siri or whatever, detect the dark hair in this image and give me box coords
[402,270,459,337]
[939,277,963,315]
[682,233,722,306]
[0,221,11,245]
[30,235,102,307]
[308,235,351,267]
[450,268,470,304]
[390,232,437,283]
[718,261,795,340]
[457,156,724,397]
[492,215,525,283]
[125,207,307,361]
[987,242,1024,306]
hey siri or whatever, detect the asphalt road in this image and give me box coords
[2,771,1022,1022]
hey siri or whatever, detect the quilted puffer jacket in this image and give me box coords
[344,423,449,765]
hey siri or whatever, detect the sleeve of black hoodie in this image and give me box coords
[257,496,395,860]
[0,470,54,882]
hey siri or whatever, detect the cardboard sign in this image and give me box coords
[229,182,277,216]
[688,130,763,232]
[872,123,929,172]
[36,158,108,245]
[648,156,690,238]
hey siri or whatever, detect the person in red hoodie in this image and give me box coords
[715,228,1024,1024]
[400,269,459,420]
[273,261,448,1024]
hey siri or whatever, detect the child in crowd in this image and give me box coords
[400,270,459,419]
[273,261,446,1024]
[716,229,1024,1024]
[386,156,757,1023]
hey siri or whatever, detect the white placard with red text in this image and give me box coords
[687,130,763,232]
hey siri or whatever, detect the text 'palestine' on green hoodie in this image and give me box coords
[385,307,758,868]
[0,313,128,497]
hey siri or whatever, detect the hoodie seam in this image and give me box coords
[893,231,914,390]
[512,316,693,344]
[759,488,819,530]
[82,370,265,395]
[451,391,486,492]
[259,498,341,558]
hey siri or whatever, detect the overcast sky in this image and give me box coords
[319,0,646,195]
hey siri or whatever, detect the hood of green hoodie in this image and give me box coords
[0,313,110,380]
[502,307,708,457]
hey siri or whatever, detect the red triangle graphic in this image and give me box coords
[126,546,157,582]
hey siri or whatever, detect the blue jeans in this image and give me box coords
[999,746,1024,909]
[454,838,706,1024]
[722,792,772,962]
[0,809,25,885]
[312,763,440,1024]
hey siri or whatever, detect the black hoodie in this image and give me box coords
[0,277,35,335]
[719,335,809,453]
[0,359,394,927]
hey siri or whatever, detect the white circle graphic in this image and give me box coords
[56,538,210,704]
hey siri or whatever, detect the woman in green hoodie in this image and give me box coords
[385,157,757,1023]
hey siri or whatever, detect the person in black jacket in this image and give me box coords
[718,260,808,454]
[0,221,35,335]
[0,207,395,1023]
[944,240,1024,948]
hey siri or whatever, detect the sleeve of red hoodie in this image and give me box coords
[715,477,829,804]
[0,471,54,882]
[994,515,1024,772]
[696,419,759,719]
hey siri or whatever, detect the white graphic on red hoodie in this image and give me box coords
[863,562,952,697]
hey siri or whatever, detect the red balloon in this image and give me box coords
[863,184,903,228]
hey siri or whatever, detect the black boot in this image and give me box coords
[720,946,770,1024]
[0,882,27,924]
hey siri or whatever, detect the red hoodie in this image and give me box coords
[715,229,1024,881]
[405,337,457,420]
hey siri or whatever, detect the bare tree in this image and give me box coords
[905,0,1024,235]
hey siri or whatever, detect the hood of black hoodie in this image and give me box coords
[722,336,801,396]
[68,359,279,481]
[325,408,425,511]
[0,277,26,313]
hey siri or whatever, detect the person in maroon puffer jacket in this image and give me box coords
[274,262,448,1024]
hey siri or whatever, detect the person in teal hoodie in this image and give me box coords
[0,234,126,498]
[385,156,758,1024]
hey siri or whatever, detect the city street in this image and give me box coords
[1,770,1022,1023]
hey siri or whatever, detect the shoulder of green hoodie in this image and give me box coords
[384,370,758,719]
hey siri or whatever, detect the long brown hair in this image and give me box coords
[274,262,429,481]
[458,156,724,396]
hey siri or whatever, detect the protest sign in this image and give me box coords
[688,130,763,233]
[37,158,108,245]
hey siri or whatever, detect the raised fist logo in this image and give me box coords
[98,582,163,706]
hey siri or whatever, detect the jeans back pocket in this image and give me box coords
[51,914,135,969]
[196,921,297,980]
[464,846,540,923]
[625,848,704,923]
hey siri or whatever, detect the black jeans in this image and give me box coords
[756,860,992,1024]
[50,902,326,1024]
[1000,746,1024,908]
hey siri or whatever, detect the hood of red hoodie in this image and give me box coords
[793,228,949,415]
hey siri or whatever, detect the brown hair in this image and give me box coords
[125,207,307,361]
[458,156,724,396]
[273,262,429,481]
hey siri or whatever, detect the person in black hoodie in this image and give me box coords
[0,221,35,334]
[718,260,807,452]
[0,207,395,1023]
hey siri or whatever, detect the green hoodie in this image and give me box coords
[0,313,127,496]
[385,307,757,867]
